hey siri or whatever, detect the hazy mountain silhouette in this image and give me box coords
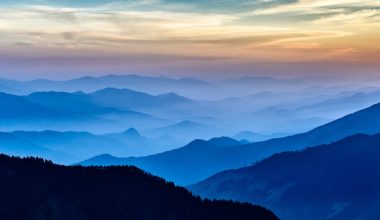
[233,131,292,142]
[0,92,90,119]
[80,137,245,185]
[244,89,380,133]
[146,120,218,141]
[80,103,380,185]
[0,92,117,132]
[0,74,210,96]
[104,128,182,155]
[25,91,168,132]
[26,90,175,119]
[0,128,185,164]
[0,132,68,161]
[0,154,278,220]
[64,74,211,96]
[0,130,135,164]
[219,75,342,96]
[208,136,246,147]
[283,90,380,120]
[26,91,123,114]
[189,133,380,220]
[89,87,192,111]
[2,75,379,136]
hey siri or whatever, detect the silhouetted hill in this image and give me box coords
[0,129,184,165]
[0,92,116,132]
[25,90,171,133]
[0,130,132,164]
[104,128,182,155]
[189,133,380,220]
[80,103,380,185]
[0,74,211,96]
[291,90,380,119]
[120,128,143,138]
[67,74,211,95]
[0,92,88,119]
[80,138,245,185]
[26,91,123,114]
[208,137,245,147]
[89,88,192,111]
[233,131,291,142]
[0,154,278,220]
[26,90,169,120]
[146,120,217,141]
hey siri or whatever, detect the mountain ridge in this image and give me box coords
[189,133,380,220]
[0,154,278,220]
[80,102,380,185]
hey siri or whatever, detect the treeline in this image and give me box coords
[0,154,278,220]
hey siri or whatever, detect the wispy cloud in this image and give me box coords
[252,0,380,15]
[0,0,378,78]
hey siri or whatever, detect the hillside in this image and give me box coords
[79,138,245,185]
[0,154,278,220]
[189,133,380,220]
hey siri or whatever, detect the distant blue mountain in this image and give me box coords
[26,90,181,117]
[79,137,245,185]
[0,89,180,132]
[286,90,380,119]
[208,136,246,147]
[219,75,341,95]
[104,128,182,155]
[0,90,223,139]
[0,92,87,119]
[0,132,66,160]
[80,102,380,185]
[25,91,168,130]
[26,91,121,114]
[0,127,185,164]
[233,131,292,142]
[244,89,380,133]
[0,92,121,132]
[0,74,211,96]
[146,120,218,141]
[0,92,100,122]
[189,133,380,220]
[89,87,193,111]
[2,75,380,135]
[0,130,132,164]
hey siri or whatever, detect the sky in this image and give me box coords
[0,0,379,79]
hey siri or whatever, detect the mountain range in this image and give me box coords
[2,77,380,137]
[80,102,380,185]
[233,131,292,142]
[0,74,344,100]
[0,92,117,132]
[189,133,380,220]
[0,129,182,164]
[0,74,210,97]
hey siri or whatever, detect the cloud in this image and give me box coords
[0,0,378,77]
[252,0,380,15]
[312,9,380,28]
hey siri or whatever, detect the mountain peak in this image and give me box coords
[122,128,142,137]
[185,139,209,148]
[208,137,242,147]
